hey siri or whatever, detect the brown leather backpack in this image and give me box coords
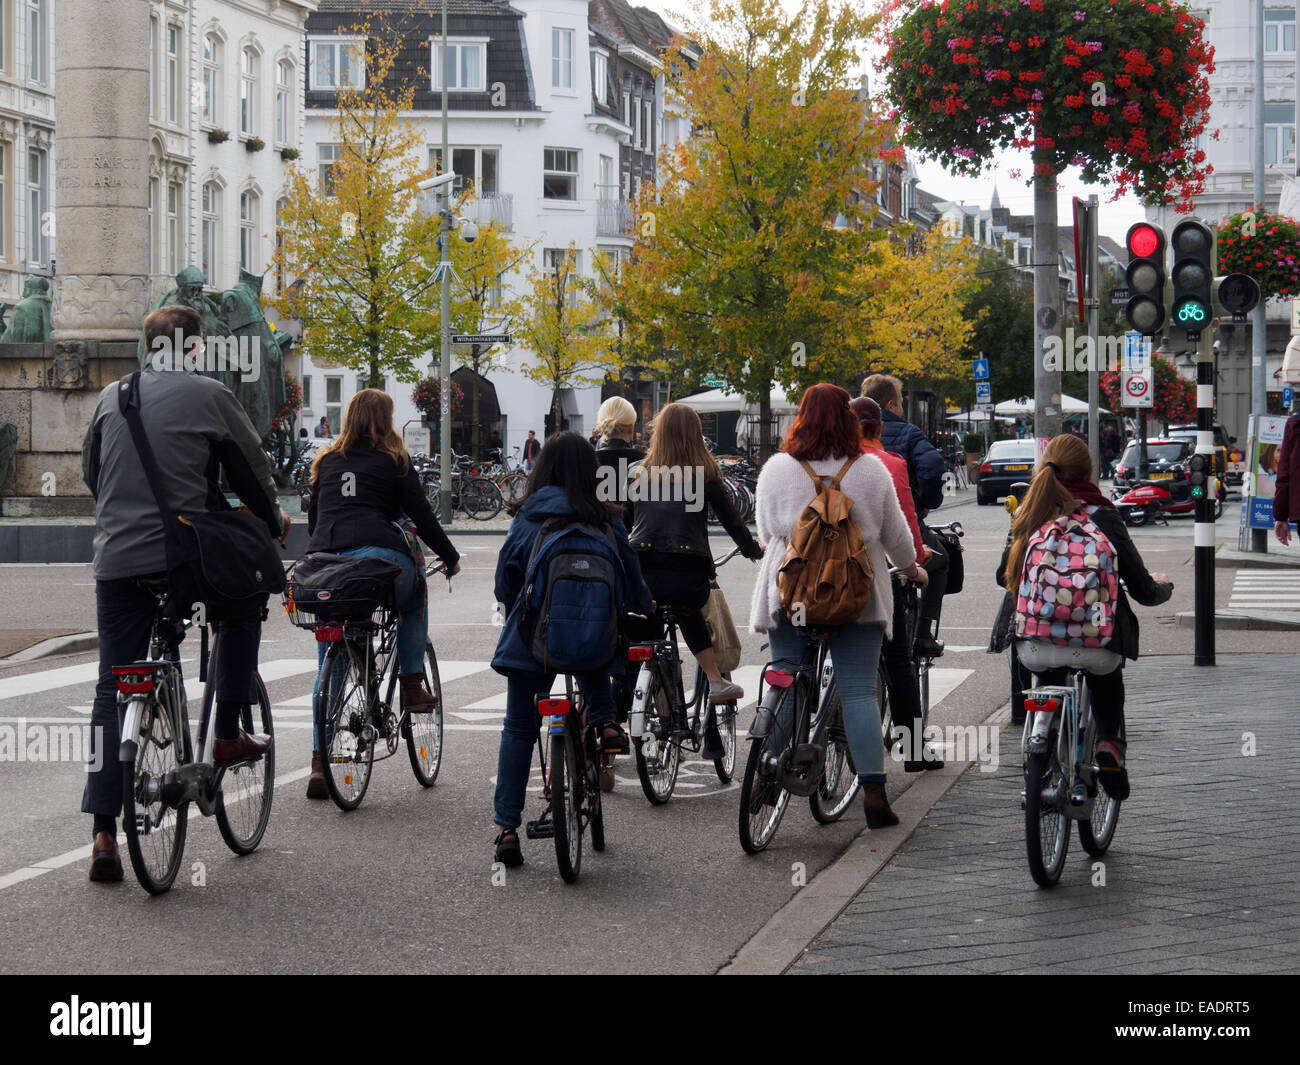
[777,458,874,626]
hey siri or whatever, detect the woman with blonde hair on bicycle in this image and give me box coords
[594,395,644,528]
[303,388,461,797]
[751,383,920,827]
[995,433,1171,800]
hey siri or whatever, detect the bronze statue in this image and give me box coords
[1,276,53,343]
[136,266,234,389]
[221,268,290,441]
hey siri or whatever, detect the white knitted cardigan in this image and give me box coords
[749,452,917,638]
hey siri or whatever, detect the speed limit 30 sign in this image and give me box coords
[1121,368,1153,408]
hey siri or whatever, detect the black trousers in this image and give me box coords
[919,523,948,627]
[1030,665,1125,742]
[880,579,923,739]
[81,574,262,819]
[634,554,713,654]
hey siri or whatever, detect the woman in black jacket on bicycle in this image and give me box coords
[627,402,763,705]
[304,389,461,796]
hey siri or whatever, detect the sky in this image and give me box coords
[637,0,1150,242]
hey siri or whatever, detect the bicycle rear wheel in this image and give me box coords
[585,726,605,852]
[404,641,444,787]
[1024,728,1070,887]
[876,664,896,756]
[709,683,738,784]
[738,678,800,854]
[551,725,583,883]
[634,671,680,804]
[215,673,275,855]
[1078,791,1120,856]
[122,693,190,895]
[499,473,528,505]
[317,641,375,811]
[810,684,860,823]
[461,476,503,520]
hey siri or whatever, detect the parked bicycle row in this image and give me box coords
[79,309,1169,892]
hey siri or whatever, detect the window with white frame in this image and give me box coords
[311,38,364,91]
[275,60,293,145]
[430,146,499,195]
[167,181,181,275]
[202,34,221,125]
[592,51,608,105]
[202,182,221,284]
[430,38,486,92]
[543,148,578,200]
[28,0,44,84]
[241,48,258,137]
[0,2,7,76]
[543,247,581,305]
[301,375,311,413]
[149,14,159,119]
[148,177,160,274]
[634,98,642,147]
[240,191,259,272]
[167,23,182,125]
[274,196,287,288]
[27,147,45,265]
[551,28,573,89]
[325,376,343,434]
[1265,102,1296,167]
[623,90,631,127]
[318,143,343,193]
[1265,8,1295,54]
[644,101,652,152]
[0,145,7,258]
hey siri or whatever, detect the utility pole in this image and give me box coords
[1252,0,1268,550]
[437,0,453,524]
[1086,195,1101,480]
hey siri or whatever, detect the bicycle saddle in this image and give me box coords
[1014,639,1122,676]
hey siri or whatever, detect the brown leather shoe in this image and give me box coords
[306,751,328,799]
[212,730,273,768]
[399,673,438,713]
[89,831,123,883]
[862,781,900,829]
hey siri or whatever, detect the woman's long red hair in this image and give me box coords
[780,383,862,461]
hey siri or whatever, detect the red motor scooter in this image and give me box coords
[1112,467,1224,526]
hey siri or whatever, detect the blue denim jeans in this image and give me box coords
[311,545,426,751]
[493,671,615,832]
[766,614,887,783]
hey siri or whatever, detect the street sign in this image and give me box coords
[1109,286,1130,307]
[704,376,726,388]
[451,333,512,345]
[975,380,992,404]
[975,402,994,412]
[1284,385,1294,409]
[1123,330,1151,370]
[1121,367,1153,408]
[972,358,989,380]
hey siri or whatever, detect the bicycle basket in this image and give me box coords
[283,553,401,627]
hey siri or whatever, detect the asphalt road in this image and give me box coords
[0,492,1280,974]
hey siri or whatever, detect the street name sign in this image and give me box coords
[1110,286,1130,307]
[451,333,512,345]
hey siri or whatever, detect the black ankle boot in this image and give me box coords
[862,781,900,828]
[913,619,944,659]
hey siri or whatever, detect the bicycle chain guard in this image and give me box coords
[778,742,826,797]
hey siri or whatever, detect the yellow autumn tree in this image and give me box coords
[617,0,892,456]
[269,12,440,386]
[510,245,618,432]
[854,231,986,405]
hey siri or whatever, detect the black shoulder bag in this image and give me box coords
[118,372,286,622]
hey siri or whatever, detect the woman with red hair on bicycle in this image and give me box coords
[750,383,922,827]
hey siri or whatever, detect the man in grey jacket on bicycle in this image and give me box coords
[80,304,290,882]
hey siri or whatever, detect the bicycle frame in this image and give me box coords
[627,612,704,742]
[750,629,835,795]
[1021,670,1100,821]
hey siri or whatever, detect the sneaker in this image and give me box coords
[707,679,743,704]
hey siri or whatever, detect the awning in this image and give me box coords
[676,386,798,415]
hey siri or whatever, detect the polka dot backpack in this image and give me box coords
[1013,508,1119,648]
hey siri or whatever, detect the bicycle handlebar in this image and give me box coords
[713,546,743,567]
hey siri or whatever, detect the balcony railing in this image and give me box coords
[473,192,513,231]
[597,196,634,238]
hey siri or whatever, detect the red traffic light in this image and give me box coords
[1128,223,1162,259]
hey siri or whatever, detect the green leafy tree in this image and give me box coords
[958,251,1034,406]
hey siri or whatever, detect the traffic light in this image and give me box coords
[1170,219,1215,338]
[1188,452,1209,500]
[1213,272,1261,322]
[1124,222,1166,336]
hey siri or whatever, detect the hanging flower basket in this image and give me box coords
[207,129,230,144]
[1217,208,1300,302]
[412,376,465,421]
[245,136,266,152]
[279,147,300,161]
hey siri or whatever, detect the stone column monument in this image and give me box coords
[52,0,152,342]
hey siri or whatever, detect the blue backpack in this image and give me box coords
[520,517,627,673]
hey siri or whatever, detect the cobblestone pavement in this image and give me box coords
[789,654,1300,975]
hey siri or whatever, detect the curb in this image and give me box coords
[719,700,1013,976]
[1175,610,1300,631]
[1214,548,1300,570]
[2,631,99,663]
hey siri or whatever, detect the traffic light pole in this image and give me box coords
[1194,328,1216,666]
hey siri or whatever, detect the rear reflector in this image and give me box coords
[764,669,795,689]
[1024,695,1060,713]
[537,697,570,716]
[627,646,653,661]
[113,665,157,695]
[315,625,344,643]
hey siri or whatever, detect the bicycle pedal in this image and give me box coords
[525,818,553,840]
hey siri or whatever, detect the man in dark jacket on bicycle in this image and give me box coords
[80,304,290,882]
[861,374,950,656]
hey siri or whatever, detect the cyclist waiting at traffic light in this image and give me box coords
[627,402,764,706]
[996,434,1172,800]
[851,396,943,771]
[303,389,461,798]
[594,395,645,531]
[489,431,654,868]
[860,374,950,658]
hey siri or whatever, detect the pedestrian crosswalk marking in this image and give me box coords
[1229,571,1300,612]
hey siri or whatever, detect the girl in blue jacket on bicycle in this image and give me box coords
[489,431,654,867]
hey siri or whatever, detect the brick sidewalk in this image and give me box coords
[788,654,1300,975]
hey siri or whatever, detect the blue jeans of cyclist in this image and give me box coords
[765,613,887,783]
[311,545,426,751]
[493,671,615,832]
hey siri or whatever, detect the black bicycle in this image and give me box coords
[117,581,274,894]
[525,678,605,884]
[286,563,446,810]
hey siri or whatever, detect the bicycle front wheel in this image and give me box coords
[551,726,583,883]
[1078,787,1120,856]
[810,684,860,824]
[709,683,738,784]
[461,476,503,520]
[317,641,374,811]
[498,473,528,505]
[215,672,275,855]
[633,673,680,804]
[404,642,444,787]
[121,694,189,895]
[1024,736,1070,887]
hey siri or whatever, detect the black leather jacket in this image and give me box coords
[596,438,646,529]
[628,475,761,575]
